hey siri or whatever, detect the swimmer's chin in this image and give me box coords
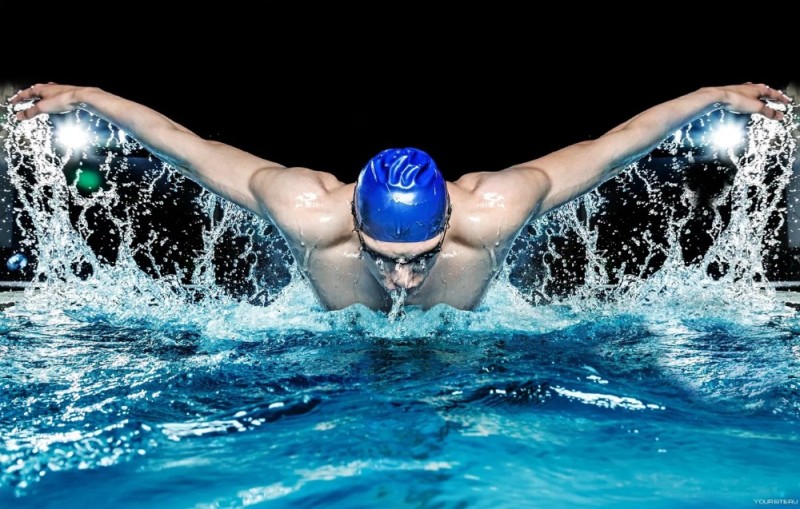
[383,283,422,295]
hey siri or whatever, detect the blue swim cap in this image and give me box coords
[354,148,449,242]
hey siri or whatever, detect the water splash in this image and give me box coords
[388,288,407,322]
[3,105,290,333]
[510,105,797,323]
[1,100,797,333]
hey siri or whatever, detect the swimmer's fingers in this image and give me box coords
[750,83,788,121]
[738,96,784,121]
[755,83,792,104]
[15,102,45,121]
[723,84,789,121]
[9,83,44,105]
[10,83,80,121]
[755,100,784,121]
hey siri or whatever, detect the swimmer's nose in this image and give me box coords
[385,264,418,290]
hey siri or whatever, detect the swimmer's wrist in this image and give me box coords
[74,87,104,109]
[696,87,726,110]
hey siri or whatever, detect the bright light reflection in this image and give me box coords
[56,124,89,149]
[711,123,744,150]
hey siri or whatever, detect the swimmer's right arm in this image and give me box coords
[9,84,342,237]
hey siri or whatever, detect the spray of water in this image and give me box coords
[510,105,796,322]
[1,101,796,334]
[388,288,407,323]
[3,106,292,332]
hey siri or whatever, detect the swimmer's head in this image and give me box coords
[353,148,449,243]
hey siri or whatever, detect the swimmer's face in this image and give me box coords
[357,231,445,293]
[352,196,451,294]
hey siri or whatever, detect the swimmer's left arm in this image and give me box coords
[477,83,790,234]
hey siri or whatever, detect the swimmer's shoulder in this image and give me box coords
[447,175,497,217]
[446,175,524,250]
[248,166,354,247]
[301,179,357,249]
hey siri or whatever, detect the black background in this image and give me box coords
[8,11,797,183]
[4,10,799,287]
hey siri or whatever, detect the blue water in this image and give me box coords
[1,290,799,508]
[2,95,798,507]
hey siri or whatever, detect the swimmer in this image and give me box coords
[10,83,792,311]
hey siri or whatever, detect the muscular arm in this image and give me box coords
[461,83,791,245]
[11,84,341,241]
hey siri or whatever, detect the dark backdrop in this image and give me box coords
[3,13,799,287]
[8,14,797,183]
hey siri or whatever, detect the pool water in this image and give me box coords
[1,288,799,508]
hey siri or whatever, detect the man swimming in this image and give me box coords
[10,83,791,311]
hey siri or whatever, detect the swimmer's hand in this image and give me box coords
[711,83,792,121]
[9,83,90,121]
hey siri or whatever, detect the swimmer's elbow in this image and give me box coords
[514,166,553,211]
